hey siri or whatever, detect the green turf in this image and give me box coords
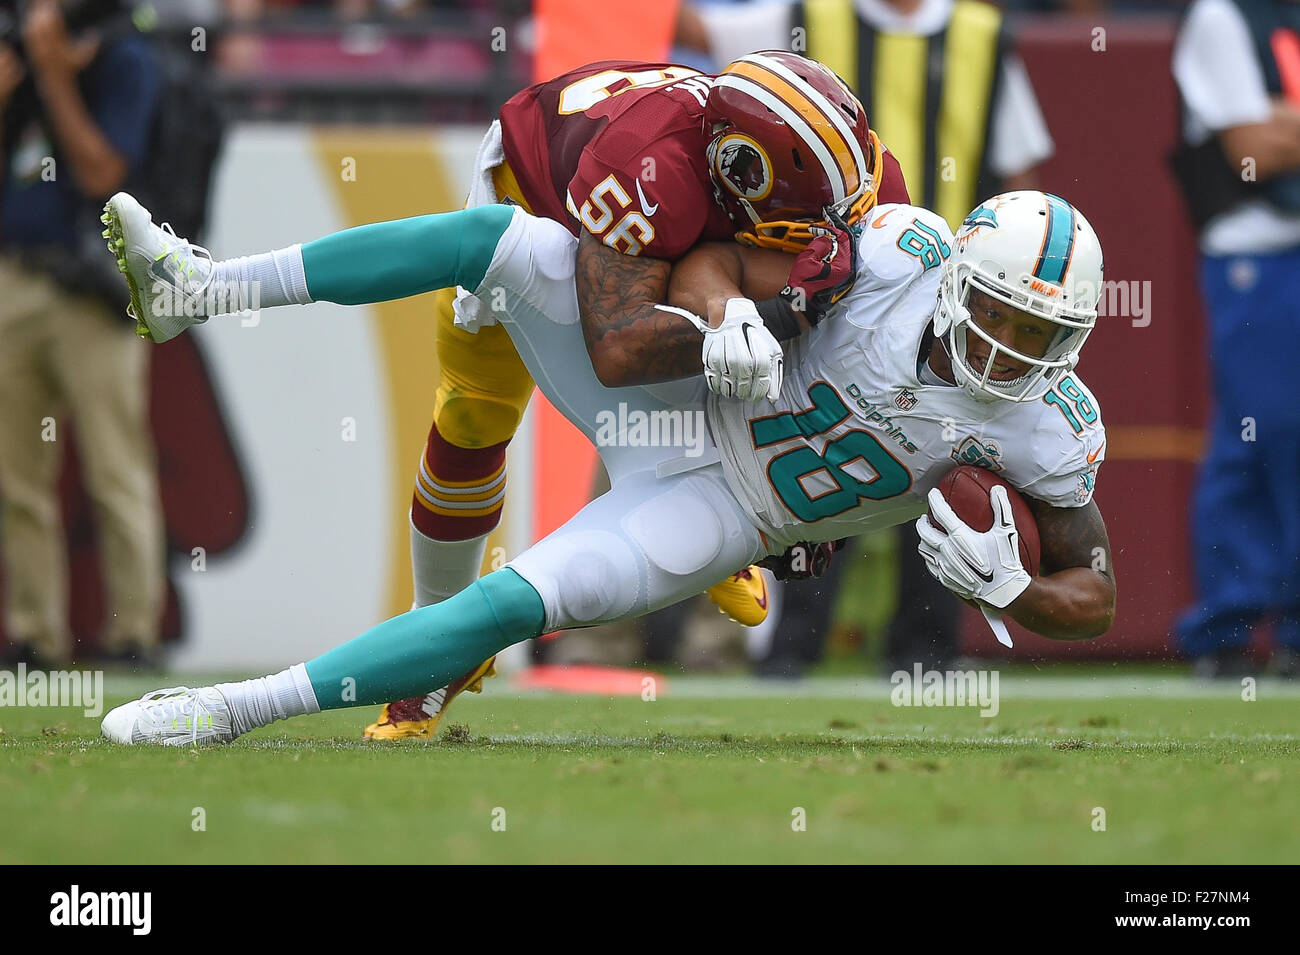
[1,673,1296,864]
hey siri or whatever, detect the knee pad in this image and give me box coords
[433,389,528,449]
[510,529,641,628]
[622,484,724,576]
[434,297,534,448]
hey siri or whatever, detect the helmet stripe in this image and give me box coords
[1033,193,1076,284]
[715,74,848,202]
[724,60,861,198]
[738,52,869,182]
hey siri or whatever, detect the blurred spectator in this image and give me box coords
[143,0,222,27]
[216,0,515,122]
[999,0,1108,11]
[690,0,1053,206]
[686,0,1053,673]
[1170,0,1300,678]
[0,0,165,670]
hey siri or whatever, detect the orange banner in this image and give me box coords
[533,0,681,82]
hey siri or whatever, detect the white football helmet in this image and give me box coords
[934,191,1104,403]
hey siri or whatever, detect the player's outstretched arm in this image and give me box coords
[1005,498,1117,641]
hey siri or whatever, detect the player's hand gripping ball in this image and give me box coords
[915,466,1040,608]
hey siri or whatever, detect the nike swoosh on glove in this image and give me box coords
[701,297,784,402]
[914,485,1032,609]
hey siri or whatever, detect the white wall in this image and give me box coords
[171,123,488,670]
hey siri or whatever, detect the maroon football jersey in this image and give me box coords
[498,60,910,260]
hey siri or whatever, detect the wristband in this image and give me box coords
[755,295,804,341]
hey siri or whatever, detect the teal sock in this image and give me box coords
[304,568,545,709]
[299,204,514,306]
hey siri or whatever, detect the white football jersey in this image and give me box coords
[706,204,1107,550]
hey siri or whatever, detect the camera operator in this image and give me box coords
[0,0,166,670]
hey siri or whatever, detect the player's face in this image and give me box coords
[964,288,1057,381]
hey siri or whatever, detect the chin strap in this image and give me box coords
[938,328,954,359]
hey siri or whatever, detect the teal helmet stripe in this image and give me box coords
[1032,193,1076,284]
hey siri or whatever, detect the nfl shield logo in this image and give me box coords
[895,389,917,411]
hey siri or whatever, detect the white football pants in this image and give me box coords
[462,208,769,631]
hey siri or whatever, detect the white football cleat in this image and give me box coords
[101,686,238,747]
[100,192,215,344]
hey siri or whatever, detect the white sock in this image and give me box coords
[208,245,312,313]
[410,520,489,609]
[215,663,319,735]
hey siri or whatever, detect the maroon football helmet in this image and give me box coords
[704,51,883,251]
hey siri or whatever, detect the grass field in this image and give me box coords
[1,669,1297,864]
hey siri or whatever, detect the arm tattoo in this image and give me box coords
[576,232,705,385]
[1025,496,1114,580]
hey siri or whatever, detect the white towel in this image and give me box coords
[453,120,507,333]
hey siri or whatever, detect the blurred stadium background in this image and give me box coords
[0,0,1218,673]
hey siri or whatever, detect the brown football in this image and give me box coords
[930,466,1041,577]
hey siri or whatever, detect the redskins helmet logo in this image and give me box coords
[712,133,773,202]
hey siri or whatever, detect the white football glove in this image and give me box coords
[701,298,783,402]
[915,486,1032,610]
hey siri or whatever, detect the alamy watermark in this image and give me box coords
[1076,279,1152,327]
[594,403,706,458]
[150,278,262,326]
[0,663,104,718]
[50,885,150,935]
[890,663,1000,718]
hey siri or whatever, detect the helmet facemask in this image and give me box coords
[720,130,884,252]
[935,260,1097,403]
